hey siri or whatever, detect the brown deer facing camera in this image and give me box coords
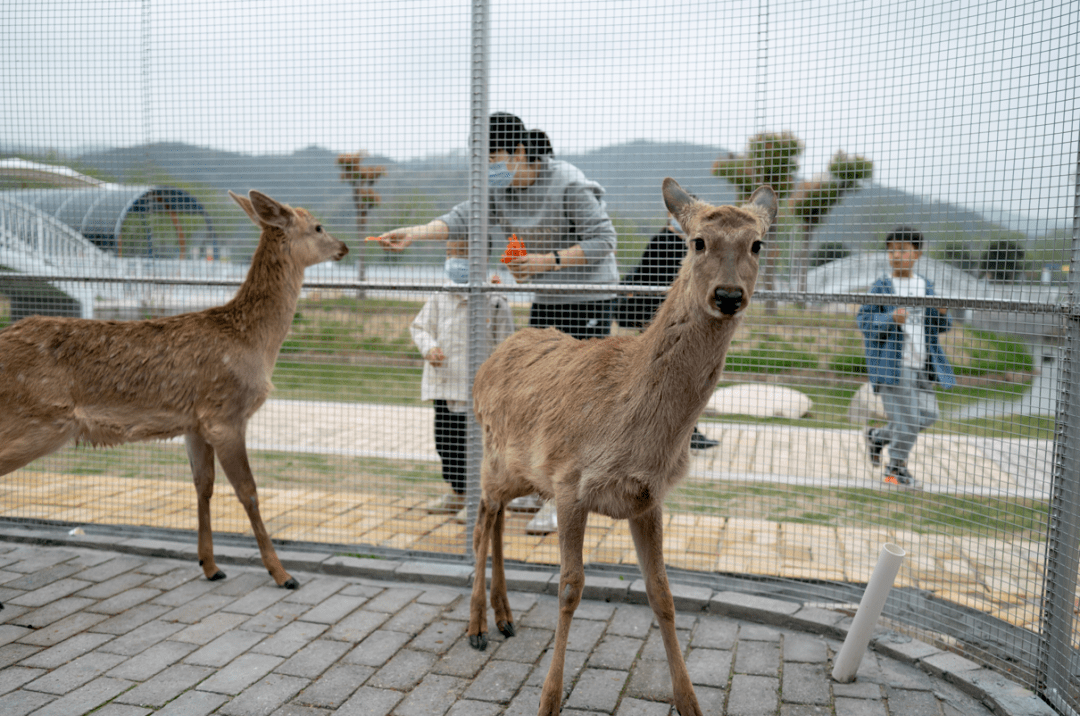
[468,178,776,715]
[0,190,347,602]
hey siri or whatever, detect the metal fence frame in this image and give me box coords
[2,1,1078,712]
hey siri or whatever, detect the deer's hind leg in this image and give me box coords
[185,432,226,582]
[468,495,501,650]
[210,428,297,589]
[489,503,515,639]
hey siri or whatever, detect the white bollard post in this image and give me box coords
[831,542,906,683]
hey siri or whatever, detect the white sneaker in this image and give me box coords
[426,492,466,514]
[525,501,557,534]
[507,494,543,513]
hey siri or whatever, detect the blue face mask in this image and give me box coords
[488,161,514,190]
[445,258,470,284]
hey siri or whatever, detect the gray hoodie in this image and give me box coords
[437,159,619,304]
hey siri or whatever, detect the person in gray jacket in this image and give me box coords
[376,112,619,340]
[376,112,619,533]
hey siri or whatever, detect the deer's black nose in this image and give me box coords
[715,287,744,315]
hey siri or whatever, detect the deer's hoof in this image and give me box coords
[497,620,516,638]
[469,632,488,651]
[281,577,300,590]
[208,570,227,581]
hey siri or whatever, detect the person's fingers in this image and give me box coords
[507,256,530,280]
[378,230,410,252]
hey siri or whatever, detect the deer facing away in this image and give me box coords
[0,190,347,600]
[468,178,777,716]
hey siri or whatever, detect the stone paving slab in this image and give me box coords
[0,535,1054,716]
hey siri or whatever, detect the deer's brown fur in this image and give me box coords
[468,178,776,716]
[0,190,347,594]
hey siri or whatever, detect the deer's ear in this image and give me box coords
[248,190,292,230]
[747,185,778,225]
[662,177,695,219]
[229,190,259,225]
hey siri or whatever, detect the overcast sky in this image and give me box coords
[2,0,1076,221]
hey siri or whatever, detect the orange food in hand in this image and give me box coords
[501,234,528,264]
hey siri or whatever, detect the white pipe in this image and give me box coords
[831,542,906,683]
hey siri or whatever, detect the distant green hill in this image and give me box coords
[2,140,1060,264]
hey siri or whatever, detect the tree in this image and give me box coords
[713,132,803,312]
[337,152,386,294]
[980,239,1026,282]
[790,151,873,295]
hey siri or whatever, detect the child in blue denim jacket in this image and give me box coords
[857,227,955,488]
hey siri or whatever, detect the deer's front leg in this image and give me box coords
[185,432,225,582]
[539,500,587,716]
[213,431,297,589]
[629,506,701,716]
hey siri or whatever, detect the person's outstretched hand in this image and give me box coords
[374,228,416,253]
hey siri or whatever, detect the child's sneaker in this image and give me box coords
[507,494,543,513]
[883,463,918,488]
[690,427,719,451]
[525,501,558,534]
[864,427,885,467]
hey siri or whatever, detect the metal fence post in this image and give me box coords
[1039,140,1080,715]
[464,0,490,561]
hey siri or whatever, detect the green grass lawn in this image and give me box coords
[671,480,1048,538]
[269,296,1048,438]
[23,440,444,494]
[272,359,425,405]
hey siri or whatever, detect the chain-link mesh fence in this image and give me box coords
[2,0,1078,710]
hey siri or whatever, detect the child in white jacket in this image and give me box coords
[411,243,514,520]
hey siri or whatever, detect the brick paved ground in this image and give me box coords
[0,471,1061,640]
[0,528,1056,716]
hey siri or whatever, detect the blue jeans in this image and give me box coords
[877,366,939,466]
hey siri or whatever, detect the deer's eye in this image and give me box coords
[693,238,705,252]
[751,240,763,255]
[315,225,323,232]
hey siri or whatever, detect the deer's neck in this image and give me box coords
[631,281,739,430]
[227,235,304,355]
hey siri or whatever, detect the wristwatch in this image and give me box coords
[553,251,561,268]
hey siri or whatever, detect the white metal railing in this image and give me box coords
[0,193,117,272]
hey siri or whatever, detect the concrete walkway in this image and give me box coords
[0,527,1055,716]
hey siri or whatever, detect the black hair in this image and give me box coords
[526,129,553,161]
[885,225,923,251]
[489,112,553,162]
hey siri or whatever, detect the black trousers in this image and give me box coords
[433,399,467,495]
[529,299,614,340]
